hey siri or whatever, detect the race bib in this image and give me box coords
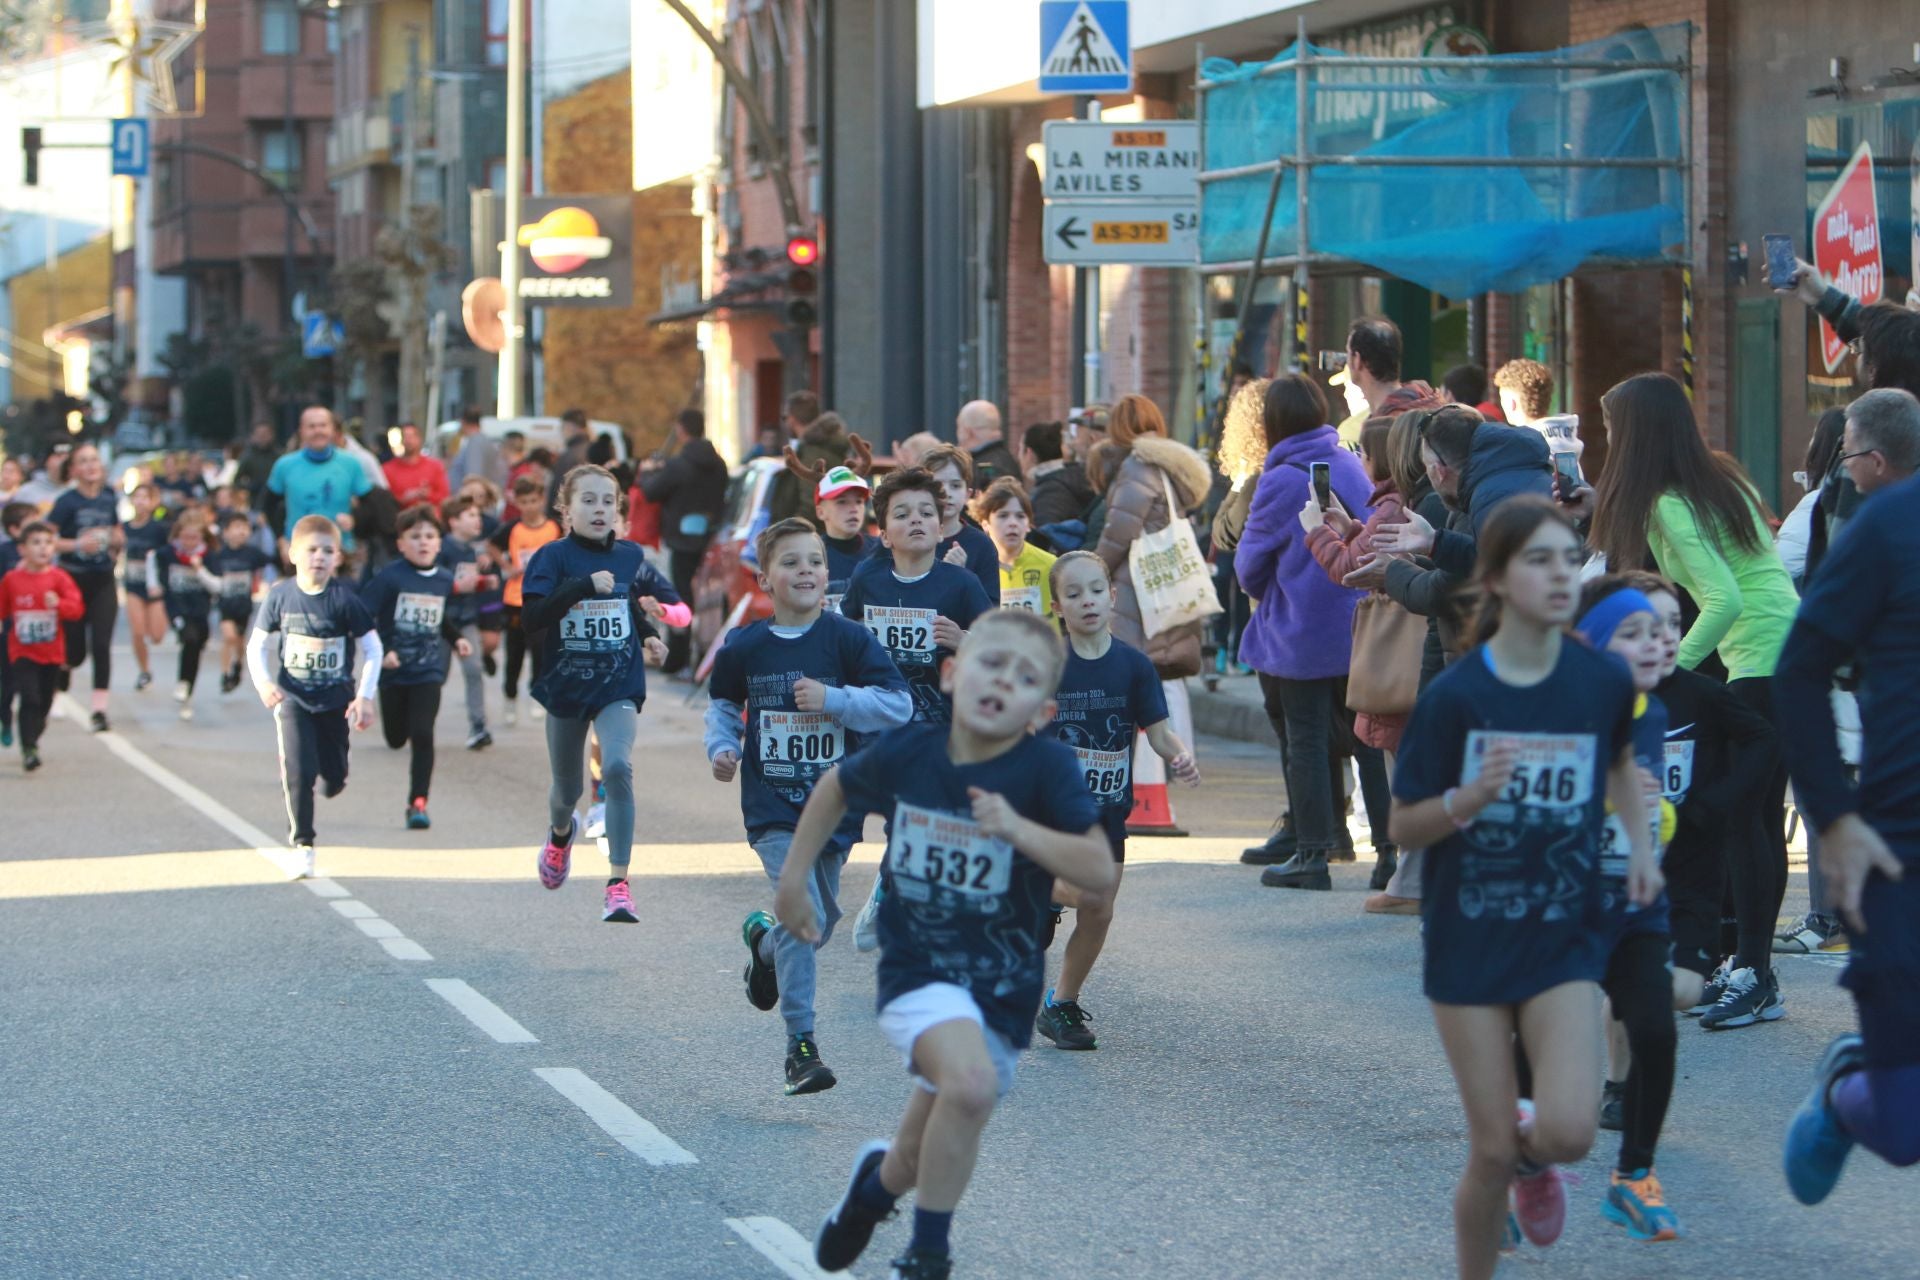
[1074,745,1131,804]
[13,609,56,646]
[453,562,478,593]
[888,801,1013,900]
[283,632,347,679]
[394,591,444,633]
[864,605,936,663]
[1463,731,1596,818]
[757,710,842,778]
[1000,586,1043,615]
[559,597,630,652]
[221,570,253,599]
[123,561,146,585]
[1662,740,1695,800]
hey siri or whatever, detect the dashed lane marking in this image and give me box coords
[533,1067,698,1166]
[425,978,539,1044]
[330,900,379,920]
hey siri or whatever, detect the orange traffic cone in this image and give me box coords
[1126,679,1193,837]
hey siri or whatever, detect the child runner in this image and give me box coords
[0,520,84,771]
[777,610,1110,1280]
[1571,577,1687,1242]
[206,512,271,693]
[1388,498,1659,1280]
[246,515,382,879]
[0,502,34,748]
[492,473,562,727]
[155,516,217,720]
[917,444,1000,605]
[840,468,993,951]
[522,465,686,922]
[440,494,498,748]
[47,441,120,731]
[457,475,509,677]
[708,517,912,1095]
[121,483,170,692]
[815,465,877,614]
[1037,550,1199,1050]
[363,504,472,829]
[973,478,1056,620]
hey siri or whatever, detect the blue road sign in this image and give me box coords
[302,313,343,359]
[1039,1,1131,94]
[110,118,149,178]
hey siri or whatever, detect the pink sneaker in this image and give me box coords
[602,878,638,923]
[1511,1101,1568,1247]
[538,817,576,890]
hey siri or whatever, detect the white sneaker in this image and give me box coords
[504,702,518,727]
[583,802,606,839]
[530,703,546,722]
[179,704,193,721]
[173,682,190,703]
[853,878,883,953]
[294,845,316,880]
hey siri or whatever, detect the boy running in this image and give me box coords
[708,517,911,1095]
[0,501,41,748]
[362,504,472,829]
[246,515,382,879]
[917,445,1000,605]
[778,610,1110,1280]
[815,465,876,614]
[205,512,271,693]
[0,520,84,771]
[121,483,170,691]
[440,495,499,748]
[155,516,218,719]
[1037,551,1199,1050]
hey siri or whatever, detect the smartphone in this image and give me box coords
[1316,350,1348,373]
[1553,452,1583,500]
[1763,234,1797,290]
[1311,461,1332,509]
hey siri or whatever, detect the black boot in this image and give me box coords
[1261,849,1331,890]
[1369,845,1399,891]
[1241,819,1297,866]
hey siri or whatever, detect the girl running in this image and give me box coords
[1389,497,1659,1280]
[47,442,121,731]
[155,514,217,720]
[121,482,171,692]
[522,466,689,923]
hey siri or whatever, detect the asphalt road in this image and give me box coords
[1,638,1912,1279]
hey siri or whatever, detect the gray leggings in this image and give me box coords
[455,623,487,732]
[546,700,638,870]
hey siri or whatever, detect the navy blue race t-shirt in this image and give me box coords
[1393,639,1635,1006]
[256,578,376,712]
[156,545,213,621]
[942,523,1001,606]
[709,611,906,838]
[839,558,990,724]
[120,520,169,596]
[823,531,878,615]
[438,537,482,627]
[49,488,120,575]
[361,560,457,687]
[836,723,1101,1048]
[204,544,270,616]
[1048,636,1167,847]
[522,534,681,720]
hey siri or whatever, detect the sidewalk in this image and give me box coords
[1186,670,1275,748]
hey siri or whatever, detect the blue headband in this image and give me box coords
[1575,588,1658,653]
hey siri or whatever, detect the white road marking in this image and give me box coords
[725,1217,846,1280]
[425,978,539,1043]
[379,937,433,961]
[330,900,379,920]
[533,1067,698,1166]
[354,917,402,939]
[302,878,352,898]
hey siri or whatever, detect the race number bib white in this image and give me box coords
[13,609,56,646]
[221,570,253,599]
[864,605,936,661]
[559,597,630,652]
[1000,586,1043,615]
[1074,745,1131,803]
[757,710,842,777]
[1463,731,1596,816]
[888,801,1014,900]
[283,632,346,678]
[394,591,445,633]
[1662,740,1695,800]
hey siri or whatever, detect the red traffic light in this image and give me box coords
[786,235,819,267]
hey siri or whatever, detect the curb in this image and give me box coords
[1186,676,1277,749]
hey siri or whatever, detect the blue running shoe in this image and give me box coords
[1785,1033,1866,1205]
[1603,1168,1681,1241]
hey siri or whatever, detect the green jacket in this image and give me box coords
[1648,490,1799,680]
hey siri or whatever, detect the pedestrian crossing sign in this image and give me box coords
[1039,1,1131,94]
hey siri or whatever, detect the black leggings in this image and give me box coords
[380,682,442,803]
[1724,676,1788,974]
[11,658,59,750]
[503,606,541,699]
[176,616,209,694]
[1603,932,1678,1174]
[62,570,117,692]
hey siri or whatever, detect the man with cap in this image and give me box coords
[813,464,877,614]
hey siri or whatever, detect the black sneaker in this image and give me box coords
[1369,845,1399,891]
[466,729,493,750]
[1599,1079,1625,1131]
[89,711,109,733]
[134,671,152,692]
[1036,996,1096,1050]
[1260,850,1331,890]
[815,1140,893,1272]
[742,910,779,1011]
[1700,966,1785,1031]
[482,652,498,677]
[1686,958,1732,1016]
[1240,823,1297,865]
[785,1037,838,1096]
[322,776,347,799]
[889,1248,952,1280]
[22,747,42,772]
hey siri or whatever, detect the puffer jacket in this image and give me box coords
[1094,434,1215,679]
[1305,479,1412,751]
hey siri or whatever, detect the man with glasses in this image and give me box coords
[1838,389,1920,497]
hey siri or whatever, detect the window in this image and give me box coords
[326,15,339,55]
[260,0,298,56]
[486,0,509,67]
[261,127,303,190]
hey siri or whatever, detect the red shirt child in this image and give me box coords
[0,523,85,665]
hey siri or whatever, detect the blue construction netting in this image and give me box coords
[1199,24,1690,298]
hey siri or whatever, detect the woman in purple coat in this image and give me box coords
[1234,375,1379,891]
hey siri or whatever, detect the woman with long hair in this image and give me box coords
[1588,371,1800,1030]
[47,442,123,731]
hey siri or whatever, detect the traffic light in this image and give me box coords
[784,234,819,329]
[22,127,41,187]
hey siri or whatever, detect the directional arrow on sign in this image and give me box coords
[1055,216,1086,251]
